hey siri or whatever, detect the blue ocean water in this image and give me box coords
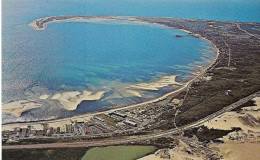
[2,0,260,120]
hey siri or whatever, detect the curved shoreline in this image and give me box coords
[29,15,154,30]
[3,16,218,129]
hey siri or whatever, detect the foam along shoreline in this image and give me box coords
[129,75,182,91]
[2,100,44,117]
[50,90,105,110]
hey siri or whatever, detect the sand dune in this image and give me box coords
[210,143,260,160]
[204,97,260,132]
[138,140,203,160]
[204,96,260,160]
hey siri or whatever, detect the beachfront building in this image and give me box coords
[124,119,137,127]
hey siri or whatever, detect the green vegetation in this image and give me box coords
[81,145,156,160]
[184,126,241,142]
[3,138,58,145]
[2,147,88,160]
[232,99,257,112]
[150,19,260,130]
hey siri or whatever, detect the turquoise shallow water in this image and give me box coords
[2,0,260,122]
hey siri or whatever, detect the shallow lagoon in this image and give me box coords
[3,0,259,122]
[81,145,156,160]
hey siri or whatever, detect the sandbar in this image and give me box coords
[2,100,43,117]
[129,75,182,91]
[126,90,142,97]
[50,90,105,110]
[39,94,50,100]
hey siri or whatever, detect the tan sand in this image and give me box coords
[130,75,182,91]
[172,98,181,104]
[138,140,203,160]
[29,17,78,30]
[29,21,42,30]
[204,111,260,132]
[29,16,152,30]
[211,143,260,160]
[191,65,205,76]
[39,94,50,100]
[202,76,213,81]
[138,149,203,160]
[242,97,260,111]
[50,90,105,110]
[2,100,43,117]
[204,96,260,132]
[204,112,245,130]
[126,90,142,97]
[204,97,260,160]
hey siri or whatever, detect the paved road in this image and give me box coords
[236,23,260,40]
[3,91,260,150]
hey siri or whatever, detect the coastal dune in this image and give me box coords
[204,97,260,160]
